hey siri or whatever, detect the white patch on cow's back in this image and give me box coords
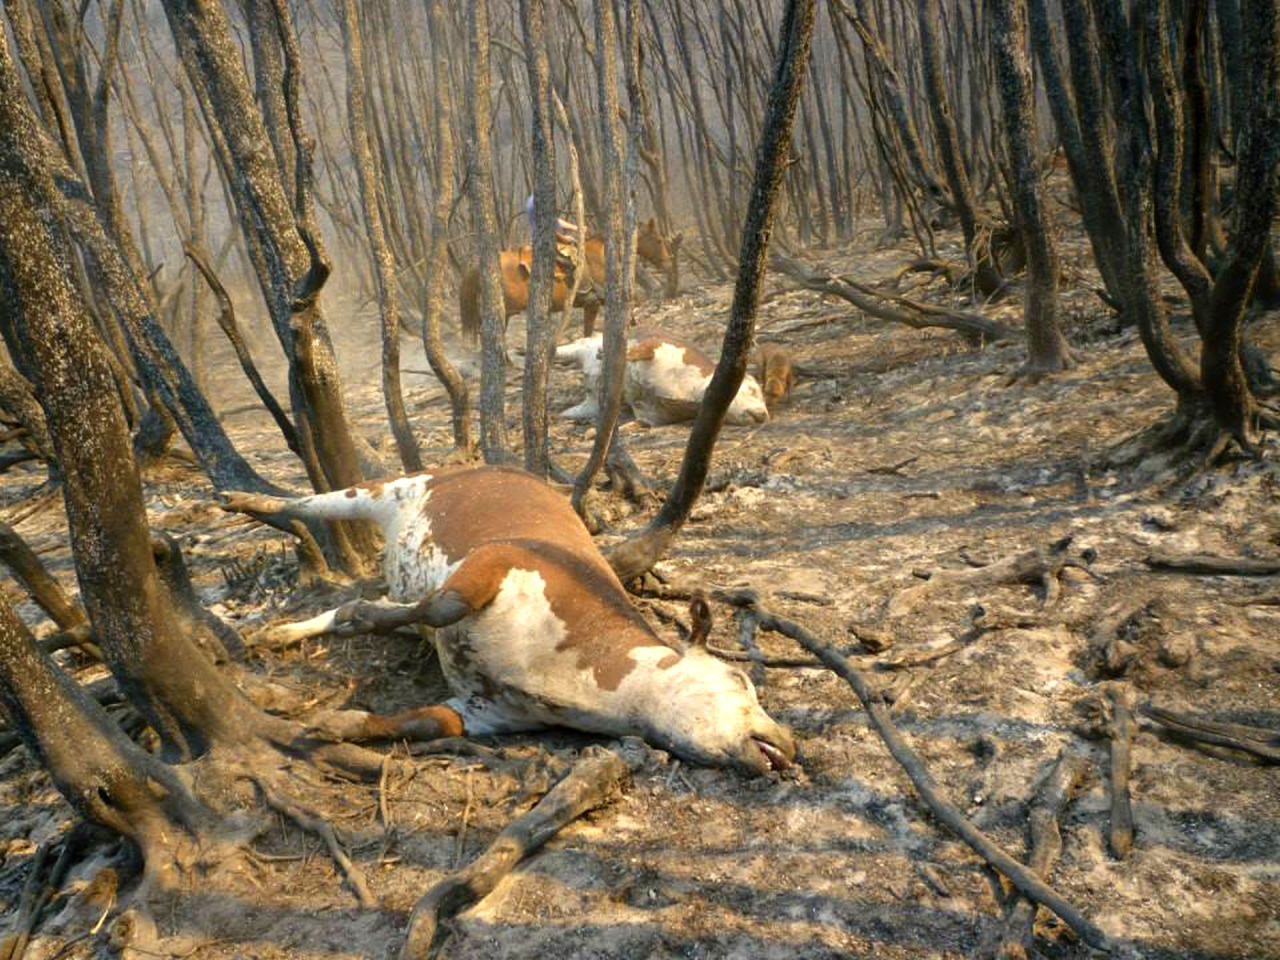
[376,479,462,601]
[478,567,568,656]
[449,566,647,733]
[625,342,710,425]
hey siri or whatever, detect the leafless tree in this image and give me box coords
[610,0,818,581]
[989,0,1074,376]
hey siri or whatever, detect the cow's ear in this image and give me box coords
[687,593,712,647]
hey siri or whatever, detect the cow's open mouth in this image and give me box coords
[753,737,791,771]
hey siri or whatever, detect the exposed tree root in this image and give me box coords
[1,836,54,960]
[981,749,1088,960]
[713,590,1112,954]
[399,743,642,960]
[1102,401,1270,489]
[253,776,377,907]
[1004,345,1081,386]
[1140,704,1280,763]
[604,431,656,506]
[887,536,1096,618]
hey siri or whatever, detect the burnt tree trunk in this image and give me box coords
[572,0,633,516]
[1146,0,1215,331]
[339,0,421,472]
[422,0,474,456]
[464,0,510,462]
[1201,0,1280,449]
[609,0,817,581]
[917,0,1004,298]
[159,0,377,570]
[520,0,557,478]
[0,82,267,761]
[1027,0,1127,305]
[0,522,85,631]
[990,0,1074,376]
[1092,0,1204,403]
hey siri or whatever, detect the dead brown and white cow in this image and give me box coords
[223,467,794,775]
[556,329,769,427]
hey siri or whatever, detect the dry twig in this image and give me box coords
[255,778,377,908]
[983,749,1088,960]
[399,743,639,960]
[716,590,1111,954]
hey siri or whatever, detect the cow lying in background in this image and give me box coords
[556,330,769,426]
[222,467,795,776]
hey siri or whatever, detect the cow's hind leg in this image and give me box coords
[306,703,467,742]
[262,590,473,648]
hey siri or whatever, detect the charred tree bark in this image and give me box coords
[0,87,267,760]
[0,592,216,885]
[240,0,296,191]
[520,0,557,479]
[422,0,474,456]
[1147,0,1215,331]
[990,0,1074,376]
[1027,0,1126,305]
[339,0,421,472]
[917,0,1003,298]
[609,0,817,581]
[464,0,510,462]
[1093,0,1204,403]
[572,0,633,518]
[160,0,377,569]
[1201,0,1280,449]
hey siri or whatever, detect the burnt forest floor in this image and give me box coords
[2,223,1279,960]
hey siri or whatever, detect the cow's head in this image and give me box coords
[726,374,770,425]
[637,217,679,274]
[640,597,793,775]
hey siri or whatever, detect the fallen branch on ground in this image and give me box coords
[399,743,640,960]
[878,640,966,670]
[1144,552,1280,576]
[1106,685,1135,860]
[733,607,767,687]
[770,253,1017,344]
[983,749,1088,960]
[716,589,1111,954]
[1140,704,1280,763]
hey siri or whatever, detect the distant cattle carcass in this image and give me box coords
[556,329,769,426]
